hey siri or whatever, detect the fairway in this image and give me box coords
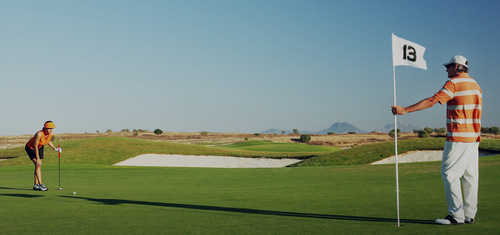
[2,156,500,234]
[215,140,340,153]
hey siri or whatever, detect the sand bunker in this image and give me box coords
[114,151,498,168]
[114,154,302,168]
[372,150,498,165]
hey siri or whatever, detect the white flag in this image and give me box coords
[392,33,427,70]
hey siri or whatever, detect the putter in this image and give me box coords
[58,145,63,190]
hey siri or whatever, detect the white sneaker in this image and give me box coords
[38,184,48,191]
[435,215,464,225]
[465,218,474,224]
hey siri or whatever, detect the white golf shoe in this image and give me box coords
[435,215,464,225]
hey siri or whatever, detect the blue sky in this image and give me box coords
[1,0,499,135]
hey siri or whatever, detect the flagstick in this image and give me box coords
[393,65,401,227]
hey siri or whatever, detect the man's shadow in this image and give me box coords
[61,196,434,225]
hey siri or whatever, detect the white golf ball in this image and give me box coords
[73,192,76,195]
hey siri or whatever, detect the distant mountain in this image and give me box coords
[261,121,425,135]
[261,128,316,135]
[261,122,366,134]
[261,128,287,134]
[317,122,366,134]
[375,121,422,133]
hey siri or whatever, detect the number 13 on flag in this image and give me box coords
[392,33,427,70]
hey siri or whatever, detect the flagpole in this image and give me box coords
[392,32,427,227]
[393,65,401,227]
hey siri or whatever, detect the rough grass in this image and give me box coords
[293,138,500,167]
[2,138,498,168]
[215,140,341,153]
[0,137,339,167]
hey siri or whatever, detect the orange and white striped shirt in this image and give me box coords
[433,73,482,143]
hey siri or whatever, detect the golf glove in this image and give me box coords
[55,147,62,153]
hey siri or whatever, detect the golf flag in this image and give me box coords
[391,33,428,227]
[392,33,427,70]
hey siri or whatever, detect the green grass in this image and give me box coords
[0,137,339,167]
[215,140,341,153]
[293,138,500,167]
[1,156,500,234]
[1,138,500,234]
[3,137,498,168]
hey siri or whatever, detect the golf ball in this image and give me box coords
[73,192,76,195]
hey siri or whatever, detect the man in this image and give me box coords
[391,55,482,225]
[25,121,62,191]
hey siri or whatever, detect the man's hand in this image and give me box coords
[392,105,406,115]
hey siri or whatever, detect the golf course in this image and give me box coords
[1,136,499,234]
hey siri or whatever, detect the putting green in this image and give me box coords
[1,156,500,234]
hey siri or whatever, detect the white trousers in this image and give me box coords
[441,141,479,221]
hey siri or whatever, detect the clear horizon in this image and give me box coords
[1,0,499,136]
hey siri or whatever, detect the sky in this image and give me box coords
[1,0,499,136]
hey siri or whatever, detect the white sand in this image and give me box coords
[114,154,302,168]
[372,150,498,165]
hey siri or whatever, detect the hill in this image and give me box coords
[375,121,422,133]
[262,122,366,134]
[262,121,424,134]
[317,122,366,134]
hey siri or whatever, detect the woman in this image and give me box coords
[25,121,62,191]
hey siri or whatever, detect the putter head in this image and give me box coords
[58,187,63,190]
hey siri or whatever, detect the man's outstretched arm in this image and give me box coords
[392,96,439,115]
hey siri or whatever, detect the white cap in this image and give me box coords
[444,55,468,68]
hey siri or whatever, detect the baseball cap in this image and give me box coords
[443,55,468,68]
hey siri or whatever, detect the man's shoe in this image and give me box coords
[435,215,464,225]
[33,184,40,190]
[465,218,474,224]
[38,184,48,191]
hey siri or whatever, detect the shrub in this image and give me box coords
[300,134,311,143]
[417,130,429,138]
[154,129,163,135]
[388,129,401,138]
[482,126,500,135]
[492,127,500,135]
[435,127,446,135]
[424,127,434,134]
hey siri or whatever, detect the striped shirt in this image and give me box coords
[433,73,482,142]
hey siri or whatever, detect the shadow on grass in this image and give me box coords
[61,196,434,225]
[1,193,44,198]
[0,186,33,191]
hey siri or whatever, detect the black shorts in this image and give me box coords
[25,145,44,160]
